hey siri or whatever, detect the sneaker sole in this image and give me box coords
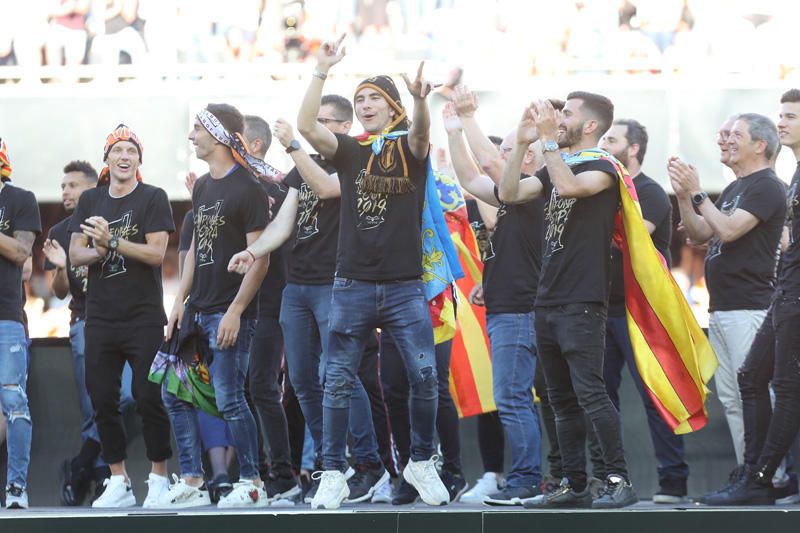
[653,494,689,504]
[592,497,639,509]
[154,494,212,509]
[452,483,470,503]
[403,468,447,506]
[272,485,302,501]
[484,497,524,506]
[310,484,350,510]
[92,495,137,508]
[346,471,390,503]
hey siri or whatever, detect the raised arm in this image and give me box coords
[442,102,499,207]
[498,106,543,204]
[297,35,346,159]
[80,216,168,267]
[452,85,506,183]
[667,158,714,244]
[401,61,433,161]
[0,230,34,267]
[274,119,340,199]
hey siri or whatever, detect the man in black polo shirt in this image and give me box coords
[598,119,688,503]
[500,93,637,509]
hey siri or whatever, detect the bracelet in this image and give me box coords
[312,69,328,81]
[245,249,256,261]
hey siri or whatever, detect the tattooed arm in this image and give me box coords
[0,230,35,267]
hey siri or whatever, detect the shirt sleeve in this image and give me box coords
[243,181,269,233]
[638,181,671,228]
[143,187,176,234]
[178,209,194,252]
[69,190,92,234]
[739,178,787,222]
[331,133,360,179]
[283,167,302,190]
[15,190,42,234]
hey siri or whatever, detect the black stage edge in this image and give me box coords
[3,503,799,533]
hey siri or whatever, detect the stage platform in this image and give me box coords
[3,501,798,533]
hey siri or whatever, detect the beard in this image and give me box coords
[614,150,630,168]
[557,125,583,149]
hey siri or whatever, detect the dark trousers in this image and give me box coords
[740,295,800,479]
[85,325,171,464]
[535,303,628,490]
[477,411,504,474]
[249,315,292,476]
[382,336,462,473]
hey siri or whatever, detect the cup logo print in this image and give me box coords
[355,170,388,230]
[102,211,138,278]
[543,188,576,258]
[196,200,225,267]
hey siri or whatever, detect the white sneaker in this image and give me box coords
[371,479,393,503]
[460,472,502,504]
[217,480,268,508]
[403,456,449,506]
[156,475,211,508]
[142,473,170,508]
[5,484,28,509]
[310,471,350,510]
[92,475,136,508]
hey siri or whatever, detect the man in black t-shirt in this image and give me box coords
[700,91,800,505]
[669,113,786,503]
[0,140,41,509]
[294,36,448,509]
[499,92,637,509]
[166,103,270,508]
[68,125,174,508]
[229,100,390,503]
[44,160,135,505]
[598,119,688,502]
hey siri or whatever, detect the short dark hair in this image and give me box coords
[63,160,98,183]
[488,135,503,146]
[567,91,614,137]
[206,103,244,135]
[548,98,566,111]
[243,115,272,153]
[781,89,800,104]
[613,118,648,164]
[321,94,353,122]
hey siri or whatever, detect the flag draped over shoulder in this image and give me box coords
[564,149,717,434]
[434,170,496,417]
[421,163,464,344]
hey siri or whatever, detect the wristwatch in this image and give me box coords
[542,140,559,153]
[108,235,119,251]
[691,191,708,207]
[286,140,301,154]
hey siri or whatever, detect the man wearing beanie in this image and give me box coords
[69,125,175,508]
[296,35,448,510]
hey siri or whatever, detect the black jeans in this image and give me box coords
[477,411,504,474]
[739,294,800,479]
[85,325,172,464]
[535,303,628,490]
[249,315,292,476]
[382,335,461,473]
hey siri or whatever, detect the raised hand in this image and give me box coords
[516,104,539,145]
[401,61,434,100]
[184,172,198,197]
[442,102,463,134]
[316,34,346,71]
[43,239,67,269]
[273,119,295,149]
[452,85,479,118]
[667,156,700,198]
[530,100,557,142]
[228,249,255,275]
[81,216,111,248]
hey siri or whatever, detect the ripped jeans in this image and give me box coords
[0,320,31,488]
[322,278,438,471]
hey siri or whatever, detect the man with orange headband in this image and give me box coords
[295,35,448,510]
[164,103,270,508]
[0,138,41,509]
[68,125,175,508]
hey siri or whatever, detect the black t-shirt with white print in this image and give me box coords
[466,199,492,262]
[0,183,41,324]
[178,209,193,253]
[188,165,268,319]
[704,168,786,312]
[69,183,174,327]
[483,179,544,314]
[779,163,800,295]
[283,155,340,285]
[257,180,287,319]
[331,133,428,281]
[45,215,88,323]
[608,172,673,317]
[535,159,620,307]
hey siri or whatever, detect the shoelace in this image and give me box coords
[419,455,441,483]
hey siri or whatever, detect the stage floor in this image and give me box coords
[3,501,799,533]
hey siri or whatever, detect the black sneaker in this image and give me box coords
[592,474,638,509]
[207,474,233,504]
[304,474,321,504]
[704,468,774,506]
[440,469,468,503]
[392,478,419,505]
[91,466,111,503]
[60,458,91,506]
[696,465,745,504]
[267,473,301,501]
[653,477,688,504]
[484,484,541,506]
[524,478,592,508]
[540,474,561,496]
[347,463,389,503]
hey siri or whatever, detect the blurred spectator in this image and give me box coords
[44,0,90,69]
[9,1,49,81]
[89,0,147,67]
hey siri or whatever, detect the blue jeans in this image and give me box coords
[280,282,380,466]
[162,312,259,479]
[604,315,688,482]
[69,320,135,467]
[323,278,437,471]
[0,320,31,488]
[487,312,543,488]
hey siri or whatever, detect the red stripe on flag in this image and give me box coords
[450,327,483,416]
